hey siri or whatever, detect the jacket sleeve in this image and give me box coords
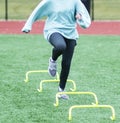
[22,0,50,32]
[76,0,91,29]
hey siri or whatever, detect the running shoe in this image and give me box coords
[48,57,57,77]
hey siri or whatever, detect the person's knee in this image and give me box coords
[56,43,66,52]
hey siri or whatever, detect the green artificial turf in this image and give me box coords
[0,34,120,123]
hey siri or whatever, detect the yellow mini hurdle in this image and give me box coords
[68,104,115,121]
[37,79,76,92]
[24,70,59,82]
[54,91,98,107]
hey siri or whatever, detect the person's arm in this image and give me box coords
[75,0,91,29]
[22,0,50,33]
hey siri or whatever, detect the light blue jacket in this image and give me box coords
[22,0,91,40]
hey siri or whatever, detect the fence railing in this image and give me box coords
[1,0,120,21]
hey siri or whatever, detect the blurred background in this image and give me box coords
[0,0,120,21]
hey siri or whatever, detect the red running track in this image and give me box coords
[0,20,120,35]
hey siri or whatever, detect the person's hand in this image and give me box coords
[75,13,82,20]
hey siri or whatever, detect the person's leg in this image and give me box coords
[59,39,76,90]
[48,32,66,77]
[49,32,66,61]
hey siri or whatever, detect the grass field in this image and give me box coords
[94,0,120,20]
[0,34,120,123]
[0,0,120,20]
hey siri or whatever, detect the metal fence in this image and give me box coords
[0,0,120,20]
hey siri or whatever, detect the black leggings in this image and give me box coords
[49,32,76,90]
